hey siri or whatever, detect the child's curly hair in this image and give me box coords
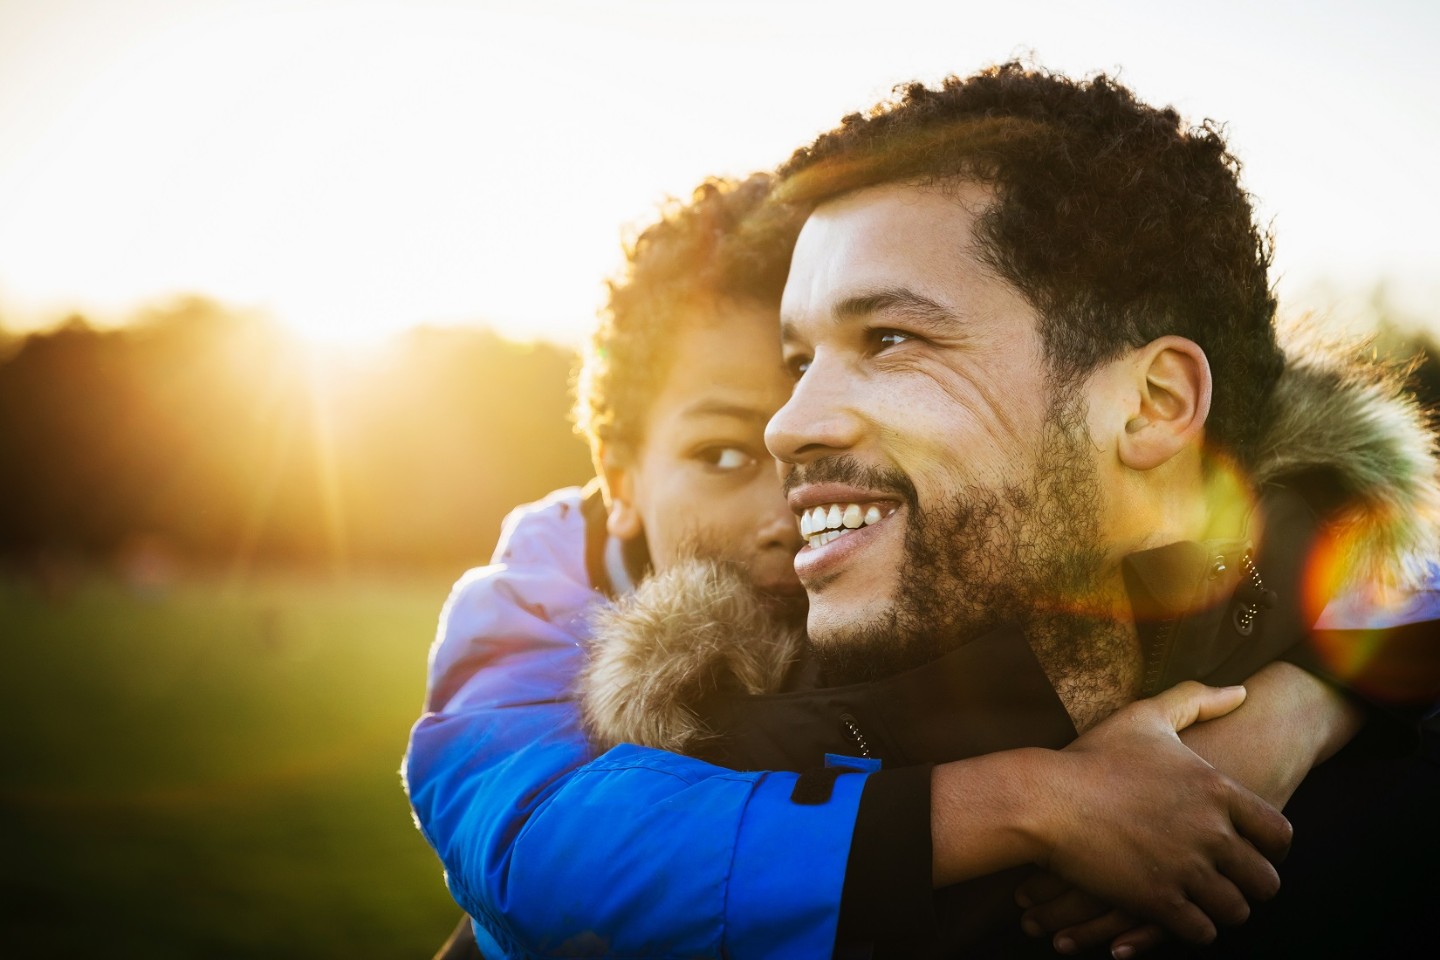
[574,173,800,457]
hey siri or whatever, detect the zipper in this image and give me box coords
[1233,550,1274,636]
[839,713,874,759]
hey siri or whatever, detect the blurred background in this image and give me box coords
[2,0,1437,956]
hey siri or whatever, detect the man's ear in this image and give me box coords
[595,442,644,541]
[1117,336,1212,471]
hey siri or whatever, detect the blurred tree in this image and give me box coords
[0,301,590,574]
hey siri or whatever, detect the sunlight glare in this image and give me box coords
[0,1,1436,343]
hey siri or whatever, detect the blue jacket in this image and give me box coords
[404,487,864,959]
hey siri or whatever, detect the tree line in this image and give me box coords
[0,299,591,579]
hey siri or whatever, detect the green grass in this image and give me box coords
[0,571,465,958]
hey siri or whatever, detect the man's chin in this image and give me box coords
[804,590,893,638]
[754,582,810,631]
[806,594,969,686]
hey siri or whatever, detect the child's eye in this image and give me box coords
[785,354,811,380]
[699,447,755,472]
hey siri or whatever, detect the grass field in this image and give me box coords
[0,570,465,958]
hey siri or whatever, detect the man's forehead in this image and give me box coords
[780,181,995,329]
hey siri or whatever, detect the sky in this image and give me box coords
[0,0,1436,345]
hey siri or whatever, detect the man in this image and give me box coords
[408,157,1367,957]
[581,65,1440,956]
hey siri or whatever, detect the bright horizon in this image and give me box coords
[1,0,1437,346]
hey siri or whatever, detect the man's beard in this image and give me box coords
[803,395,1133,712]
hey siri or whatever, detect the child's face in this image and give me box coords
[604,303,803,603]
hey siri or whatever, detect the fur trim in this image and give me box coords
[1252,339,1440,592]
[581,559,804,753]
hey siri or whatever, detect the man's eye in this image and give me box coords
[874,329,913,350]
[699,447,755,472]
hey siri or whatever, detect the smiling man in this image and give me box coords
[747,64,1440,954]
[578,65,1440,958]
[774,179,1191,725]
[775,182,1136,717]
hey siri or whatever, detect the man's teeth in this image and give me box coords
[799,503,886,546]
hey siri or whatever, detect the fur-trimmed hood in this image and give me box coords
[1252,344,1440,593]
[581,341,1440,753]
[582,561,806,754]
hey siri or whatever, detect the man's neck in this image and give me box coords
[1032,620,1141,732]
[1026,577,1143,732]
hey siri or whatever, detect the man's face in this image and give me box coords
[767,182,1115,681]
[608,302,804,605]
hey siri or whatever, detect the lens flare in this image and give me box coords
[1303,518,1440,701]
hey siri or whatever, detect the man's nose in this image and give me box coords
[765,355,861,465]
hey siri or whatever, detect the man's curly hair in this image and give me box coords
[574,173,800,456]
[775,62,1284,468]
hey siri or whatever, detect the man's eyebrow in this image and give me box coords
[781,288,957,341]
[780,289,958,344]
[833,289,956,328]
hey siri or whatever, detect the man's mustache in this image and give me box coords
[782,455,919,511]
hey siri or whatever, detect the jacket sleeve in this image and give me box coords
[403,491,866,958]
